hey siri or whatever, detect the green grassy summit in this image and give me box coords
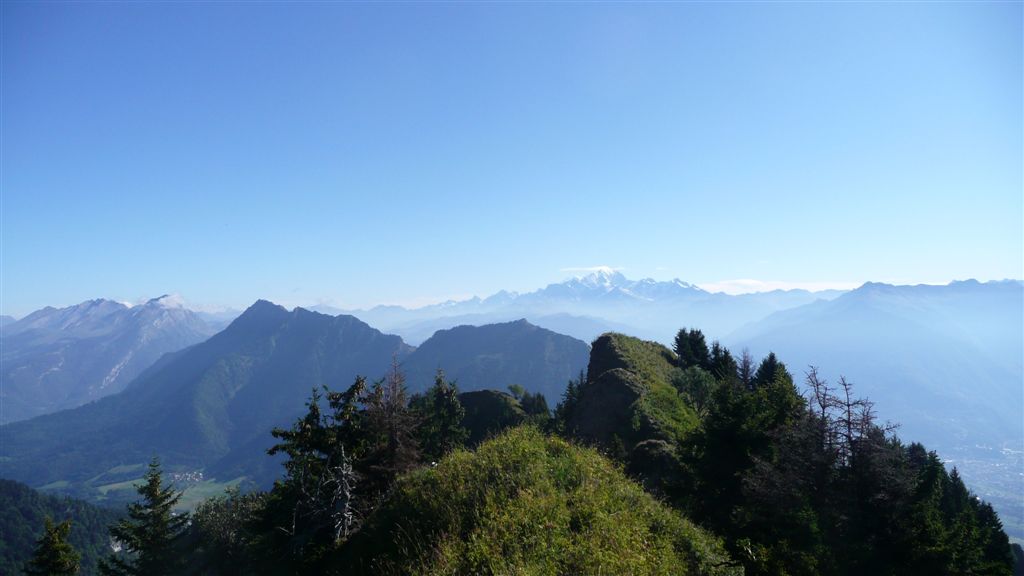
[339,426,738,576]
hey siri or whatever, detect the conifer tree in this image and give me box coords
[413,370,468,462]
[24,517,80,576]
[750,352,784,390]
[99,458,188,576]
[674,328,710,370]
[360,358,420,493]
[709,342,739,383]
[553,370,586,435]
[255,382,362,573]
[519,391,550,417]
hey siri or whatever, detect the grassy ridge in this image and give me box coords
[341,426,738,575]
[599,333,697,443]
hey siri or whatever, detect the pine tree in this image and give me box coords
[674,328,710,370]
[413,370,468,462]
[24,517,80,576]
[751,352,785,390]
[99,458,188,576]
[255,383,361,573]
[709,342,739,383]
[554,370,585,434]
[360,358,420,494]
[519,391,550,417]
[270,386,359,542]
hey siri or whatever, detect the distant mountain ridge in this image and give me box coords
[0,295,216,424]
[726,279,1024,446]
[324,269,847,344]
[725,278,1024,541]
[403,320,590,404]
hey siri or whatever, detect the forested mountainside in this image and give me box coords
[22,327,1013,576]
[0,479,122,575]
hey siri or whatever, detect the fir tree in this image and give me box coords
[750,352,785,390]
[554,370,585,434]
[99,458,188,576]
[24,517,80,576]
[360,358,420,494]
[255,383,362,573]
[413,370,468,462]
[709,342,739,384]
[674,328,710,370]
[519,391,550,417]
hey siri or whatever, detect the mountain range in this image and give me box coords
[0,270,838,424]
[0,302,588,499]
[0,295,216,424]
[727,279,1023,449]
[725,279,1024,540]
[317,268,846,345]
[0,275,1020,539]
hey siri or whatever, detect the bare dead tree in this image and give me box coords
[805,367,839,459]
[802,370,898,469]
[281,443,359,544]
[739,348,755,390]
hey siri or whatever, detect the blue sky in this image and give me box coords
[2,2,1021,316]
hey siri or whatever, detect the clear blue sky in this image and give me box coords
[2,1,1021,316]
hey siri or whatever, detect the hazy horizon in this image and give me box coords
[4,270,1021,319]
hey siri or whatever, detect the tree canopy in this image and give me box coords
[98,459,188,576]
[24,517,80,576]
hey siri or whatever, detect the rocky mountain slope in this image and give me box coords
[0,296,216,423]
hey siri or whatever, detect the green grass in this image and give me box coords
[175,477,245,511]
[91,475,245,512]
[104,463,146,475]
[85,462,148,486]
[638,380,698,442]
[608,334,679,391]
[342,426,739,576]
[604,334,698,442]
[95,478,141,496]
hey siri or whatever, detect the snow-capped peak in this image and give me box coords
[673,279,697,289]
[576,267,627,289]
